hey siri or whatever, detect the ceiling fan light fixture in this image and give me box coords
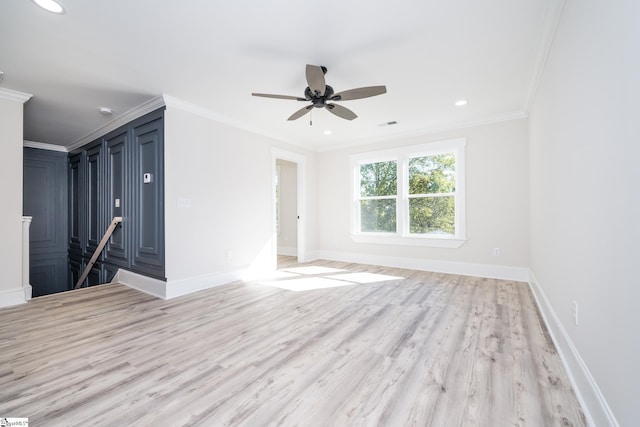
[252,64,387,122]
[455,99,468,106]
[32,0,65,14]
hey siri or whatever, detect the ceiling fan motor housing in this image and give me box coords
[305,85,335,107]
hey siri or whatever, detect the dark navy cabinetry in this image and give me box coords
[105,130,129,268]
[68,108,165,287]
[85,141,104,258]
[131,116,165,276]
[23,148,69,297]
[68,153,82,258]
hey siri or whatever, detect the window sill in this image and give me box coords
[351,233,466,248]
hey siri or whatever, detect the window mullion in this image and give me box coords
[398,153,407,237]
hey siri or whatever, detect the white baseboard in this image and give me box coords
[528,270,619,427]
[0,287,27,308]
[114,269,167,299]
[277,246,298,257]
[314,250,529,282]
[115,267,249,300]
[165,268,246,299]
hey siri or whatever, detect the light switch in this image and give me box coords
[143,173,152,183]
[177,198,192,208]
[115,198,120,208]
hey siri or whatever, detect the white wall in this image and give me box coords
[0,90,31,307]
[528,1,639,425]
[163,103,317,296]
[276,159,298,255]
[317,118,530,279]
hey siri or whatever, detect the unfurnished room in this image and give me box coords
[0,1,637,426]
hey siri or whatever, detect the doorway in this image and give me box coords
[272,148,306,268]
[276,159,298,258]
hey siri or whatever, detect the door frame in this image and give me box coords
[271,148,306,267]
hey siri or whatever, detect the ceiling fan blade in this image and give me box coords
[287,105,313,121]
[326,103,357,120]
[252,93,307,101]
[306,64,326,96]
[331,85,387,101]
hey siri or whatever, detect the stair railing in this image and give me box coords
[75,217,123,289]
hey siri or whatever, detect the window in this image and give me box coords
[351,138,466,248]
[359,160,397,233]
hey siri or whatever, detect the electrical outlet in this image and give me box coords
[493,247,501,257]
[226,250,232,261]
[572,301,579,325]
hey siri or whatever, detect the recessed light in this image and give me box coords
[324,130,332,135]
[455,100,468,106]
[32,0,65,14]
[98,107,113,115]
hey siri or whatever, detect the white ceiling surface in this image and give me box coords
[1,0,560,151]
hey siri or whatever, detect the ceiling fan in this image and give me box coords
[252,64,387,121]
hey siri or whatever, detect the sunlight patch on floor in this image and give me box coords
[244,270,300,281]
[280,266,347,275]
[258,267,407,291]
[259,277,356,292]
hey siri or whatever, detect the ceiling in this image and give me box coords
[0,0,562,151]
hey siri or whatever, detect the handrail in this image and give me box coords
[75,217,123,289]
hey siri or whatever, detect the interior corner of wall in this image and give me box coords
[116,269,167,300]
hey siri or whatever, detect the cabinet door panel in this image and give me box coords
[69,257,82,289]
[105,132,129,267]
[131,116,164,278]
[31,255,69,297]
[68,153,82,256]
[87,261,103,287]
[24,148,69,297]
[85,143,103,257]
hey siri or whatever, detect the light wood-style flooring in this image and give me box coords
[0,257,585,426]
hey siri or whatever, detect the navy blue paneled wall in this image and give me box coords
[24,148,69,296]
[69,108,165,287]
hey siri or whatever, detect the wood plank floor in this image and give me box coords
[0,257,585,426]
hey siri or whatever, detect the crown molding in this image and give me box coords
[162,94,295,146]
[66,95,165,151]
[523,0,566,114]
[23,140,68,152]
[0,87,33,103]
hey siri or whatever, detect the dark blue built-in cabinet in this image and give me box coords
[68,108,165,287]
[23,148,69,297]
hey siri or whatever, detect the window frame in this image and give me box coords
[350,138,466,248]
[357,158,398,234]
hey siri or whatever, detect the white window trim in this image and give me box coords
[350,138,466,248]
